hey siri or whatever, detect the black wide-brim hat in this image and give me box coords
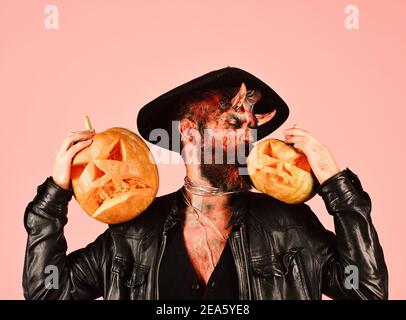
[137,66,289,151]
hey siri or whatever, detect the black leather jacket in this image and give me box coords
[23,168,388,300]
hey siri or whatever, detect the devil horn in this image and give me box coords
[255,109,277,126]
[231,83,247,110]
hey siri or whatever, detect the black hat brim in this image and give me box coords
[137,66,289,151]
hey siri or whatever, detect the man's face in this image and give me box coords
[180,84,276,191]
[197,94,258,191]
[203,104,257,161]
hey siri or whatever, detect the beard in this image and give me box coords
[200,163,252,191]
[199,142,253,192]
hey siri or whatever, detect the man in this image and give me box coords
[23,67,388,300]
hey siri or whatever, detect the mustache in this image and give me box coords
[199,163,253,191]
[201,142,253,164]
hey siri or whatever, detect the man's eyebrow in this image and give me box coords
[229,114,244,120]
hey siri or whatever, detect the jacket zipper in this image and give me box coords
[230,224,252,300]
[154,233,167,300]
[230,234,244,299]
[240,223,252,300]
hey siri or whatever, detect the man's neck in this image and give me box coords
[181,166,236,235]
[183,165,233,214]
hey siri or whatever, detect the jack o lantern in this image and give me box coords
[71,127,159,224]
[247,138,318,204]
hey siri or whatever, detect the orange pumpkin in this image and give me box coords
[247,138,318,204]
[71,127,159,224]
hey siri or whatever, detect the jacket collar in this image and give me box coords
[162,188,185,234]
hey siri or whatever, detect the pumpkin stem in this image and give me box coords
[84,115,93,130]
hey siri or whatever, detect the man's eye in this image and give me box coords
[227,120,240,127]
[227,116,242,127]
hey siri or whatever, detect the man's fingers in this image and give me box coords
[66,139,93,158]
[284,135,306,144]
[284,135,311,153]
[292,141,306,154]
[283,127,309,136]
[68,129,95,136]
[283,127,319,144]
[60,130,95,152]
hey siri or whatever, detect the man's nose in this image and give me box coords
[239,127,255,145]
[246,128,256,143]
[242,112,257,143]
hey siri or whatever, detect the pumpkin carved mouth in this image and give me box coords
[94,177,149,205]
[71,128,159,224]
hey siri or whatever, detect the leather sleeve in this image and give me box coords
[315,168,388,300]
[23,177,110,300]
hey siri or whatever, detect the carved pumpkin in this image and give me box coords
[71,127,159,224]
[247,138,318,204]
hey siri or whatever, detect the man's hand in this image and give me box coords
[283,125,341,185]
[52,130,95,190]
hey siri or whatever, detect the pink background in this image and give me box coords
[0,0,405,299]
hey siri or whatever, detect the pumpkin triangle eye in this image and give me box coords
[262,140,272,156]
[71,164,86,181]
[107,140,123,161]
[282,163,293,176]
[93,162,106,181]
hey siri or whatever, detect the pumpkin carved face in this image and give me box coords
[247,139,318,204]
[71,127,159,224]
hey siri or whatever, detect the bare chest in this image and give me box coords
[182,220,232,285]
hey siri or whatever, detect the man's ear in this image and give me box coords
[178,119,198,142]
